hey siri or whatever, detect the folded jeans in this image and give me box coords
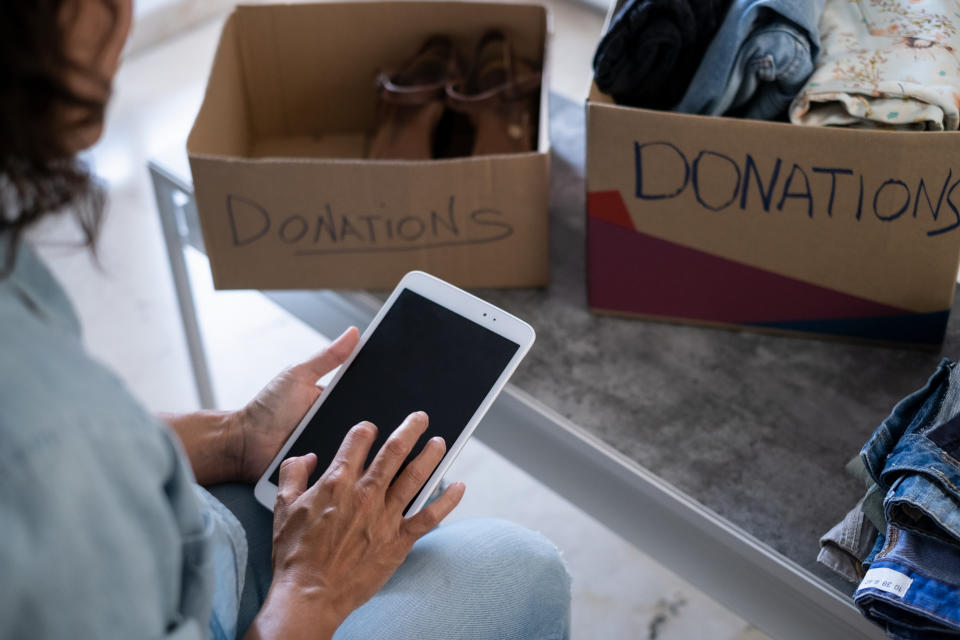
[674,0,825,119]
[818,494,880,583]
[881,414,960,545]
[855,523,960,639]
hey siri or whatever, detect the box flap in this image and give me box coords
[187,13,252,157]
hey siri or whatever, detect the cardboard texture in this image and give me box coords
[188,2,550,290]
[586,7,960,347]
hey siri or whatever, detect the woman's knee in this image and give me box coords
[336,518,570,640]
[418,518,571,632]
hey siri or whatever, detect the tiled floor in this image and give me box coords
[30,3,769,638]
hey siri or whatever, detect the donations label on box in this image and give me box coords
[586,89,960,347]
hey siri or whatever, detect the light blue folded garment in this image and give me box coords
[675,0,826,120]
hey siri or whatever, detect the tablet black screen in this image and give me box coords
[269,288,520,490]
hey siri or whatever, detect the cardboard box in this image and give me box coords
[188,2,550,290]
[586,14,960,347]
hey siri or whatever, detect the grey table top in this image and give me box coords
[469,94,959,593]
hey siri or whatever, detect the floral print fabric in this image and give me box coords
[790,0,960,130]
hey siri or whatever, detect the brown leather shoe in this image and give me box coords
[369,36,461,160]
[446,31,542,156]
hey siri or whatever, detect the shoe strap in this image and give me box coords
[445,71,542,113]
[377,73,448,106]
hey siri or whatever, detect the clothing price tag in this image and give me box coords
[857,567,913,598]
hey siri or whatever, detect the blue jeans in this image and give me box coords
[209,485,571,640]
[674,0,825,119]
[860,359,960,544]
[854,359,960,637]
[883,409,960,545]
[855,524,960,639]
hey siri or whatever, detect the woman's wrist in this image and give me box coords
[160,410,245,485]
[245,578,342,640]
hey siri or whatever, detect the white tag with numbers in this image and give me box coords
[857,567,913,598]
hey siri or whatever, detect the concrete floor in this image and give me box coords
[29,2,769,638]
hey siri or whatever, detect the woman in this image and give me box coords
[0,2,571,639]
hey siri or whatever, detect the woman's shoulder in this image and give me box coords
[0,243,167,456]
[0,272,185,514]
[1,293,159,445]
[0,270,215,637]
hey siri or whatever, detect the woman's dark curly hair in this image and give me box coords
[0,1,115,271]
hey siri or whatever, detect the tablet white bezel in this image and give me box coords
[253,270,536,515]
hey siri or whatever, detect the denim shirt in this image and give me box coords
[0,244,245,639]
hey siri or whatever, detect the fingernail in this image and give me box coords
[414,410,428,421]
[431,436,445,447]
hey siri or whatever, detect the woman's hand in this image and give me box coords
[245,412,466,640]
[164,328,360,486]
[233,327,360,483]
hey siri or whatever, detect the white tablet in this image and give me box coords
[254,270,535,515]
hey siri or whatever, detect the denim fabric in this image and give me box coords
[859,359,960,545]
[855,524,960,639]
[882,413,960,545]
[592,0,732,109]
[0,243,242,639]
[818,495,880,583]
[197,487,247,640]
[675,0,825,119]
[846,456,888,533]
[860,359,953,491]
[934,366,960,425]
[334,519,571,640]
[211,483,572,639]
[207,484,274,636]
[864,531,887,569]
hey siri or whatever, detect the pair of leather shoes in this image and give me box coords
[369,32,541,160]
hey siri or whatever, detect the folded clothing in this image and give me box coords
[855,524,960,639]
[790,0,960,130]
[845,456,888,534]
[818,495,879,583]
[842,358,960,636]
[862,360,960,545]
[818,457,888,584]
[592,0,732,110]
[675,0,825,120]
[882,412,960,545]
[860,359,953,496]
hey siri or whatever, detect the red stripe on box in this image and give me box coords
[586,192,913,324]
[587,191,636,230]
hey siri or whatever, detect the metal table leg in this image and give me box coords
[149,163,217,410]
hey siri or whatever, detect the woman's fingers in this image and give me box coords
[386,435,446,512]
[321,421,378,482]
[403,482,466,539]
[364,412,429,488]
[275,453,318,512]
[295,326,359,382]
[266,415,464,633]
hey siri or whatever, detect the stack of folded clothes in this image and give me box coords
[819,359,960,638]
[594,0,960,130]
[791,0,960,130]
